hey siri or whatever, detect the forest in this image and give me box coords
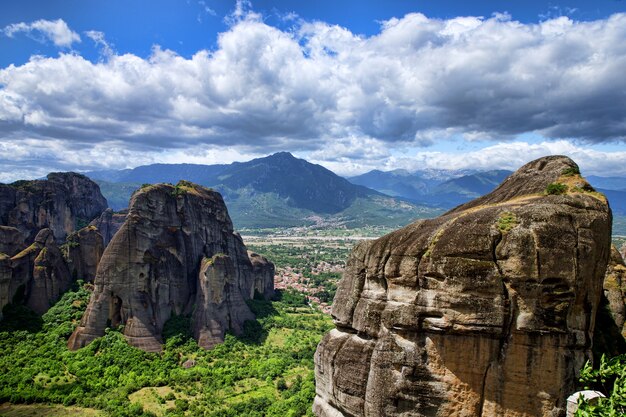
[0,282,332,417]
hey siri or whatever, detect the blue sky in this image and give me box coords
[1,0,626,180]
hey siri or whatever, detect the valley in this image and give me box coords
[0,281,332,417]
[2,1,626,415]
[0,156,625,417]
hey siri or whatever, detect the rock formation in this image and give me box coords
[314,156,612,417]
[0,226,25,256]
[193,254,255,349]
[64,226,105,282]
[0,254,12,320]
[10,228,72,315]
[89,208,127,246]
[0,172,107,242]
[248,250,275,300]
[592,246,626,358]
[0,173,108,317]
[603,246,626,336]
[69,181,274,352]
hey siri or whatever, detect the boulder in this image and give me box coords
[69,181,273,352]
[314,156,612,417]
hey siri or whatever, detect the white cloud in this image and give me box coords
[3,18,80,47]
[384,140,626,177]
[85,30,114,59]
[1,11,626,179]
[198,1,216,16]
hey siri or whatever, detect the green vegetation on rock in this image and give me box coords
[497,211,518,233]
[562,166,581,177]
[576,354,626,416]
[546,182,568,195]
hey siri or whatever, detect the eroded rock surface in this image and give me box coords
[64,226,105,282]
[193,254,255,349]
[248,250,275,300]
[0,173,108,317]
[0,226,25,256]
[69,181,273,352]
[314,156,612,417]
[10,228,72,315]
[604,247,626,333]
[90,208,127,246]
[0,173,107,242]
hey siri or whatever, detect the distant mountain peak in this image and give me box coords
[267,151,296,160]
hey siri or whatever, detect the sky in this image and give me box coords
[1,0,626,181]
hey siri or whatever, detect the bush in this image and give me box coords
[562,166,580,176]
[546,182,568,195]
[576,354,626,416]
[162,313,192,345]
[497,211,518,233]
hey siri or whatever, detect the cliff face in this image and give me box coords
[594,246,626,357]
[314,156,612,417]
[0,173,107,243]
[64,226,105,282]
[68,182,274,352]
[0,173,108,319]
[0,226,25,256]
[248,251,276,300]
[193,254,256,349]
[10,228,72,315]
[89,208,127,246]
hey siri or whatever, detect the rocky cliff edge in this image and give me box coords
[314,156,612,417]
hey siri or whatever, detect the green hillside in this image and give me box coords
[0,283,332,417]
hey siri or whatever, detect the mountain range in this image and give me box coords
[87,152,439,229]
[348,169,512,208]
[86,152,626,230]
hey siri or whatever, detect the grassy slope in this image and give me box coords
[0,404,104,416]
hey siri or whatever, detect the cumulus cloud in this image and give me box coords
[390,141,626,177]
[3,18,80,47]
[308,140,626,178]
[1,11,626,179]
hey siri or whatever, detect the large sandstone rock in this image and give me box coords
[193,254,255,349]
[89,208,127,246]
[314,156,612,417]
[0,254,12,320]
[603,246,626,335]
[593,246,626,358]
[69,181,273,352]
[0,226,25,256]
[64,226,105,282]
[9,228,72,315]
[248,250,275,300]
[0,173,108,318]
[0,226,25,318]
[0,172,107,242]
